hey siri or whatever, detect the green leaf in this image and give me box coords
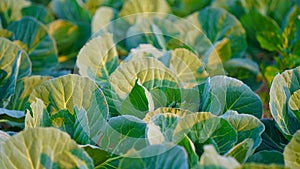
[76,32,118,85]
[49,19,90,67]
[281,6,300,53]
[0,127,94,169]
[99,115,147,155]
[247,150,284,165]
[0,0,30,28]
[150,87,200,112]
[76,0,105,15]
[269,66,300,137]
[6,76,51,111]
[102,0,124,9]
[165,16,212,55]
[212,38,232,62]
[166,0,210,17]
[264,66,280,85]
[0,108,25,131]
[221,111,264,150]
[256,119,288,152]
[0,38,31,107]
[294,0,300,7]
[120,79,154,119]
[212,0,293,24]
[7,17,58,75]
[211,0,245,18]
[173,112,237,155]
[257,31,282,52]
[202,76,263,118]
[73,106,107,145]
[0,69,6,82]
[224,58,263,90]
[106,116,146,139]
[51,0,91,23]
[30,0,51,6]
[21,4,54,24]
[118,144,188,169]
[284,130,300,168]
[48,20,79,53]
[178,135,199,168]
[187,7,247,58]
[0,108,24,123]
[243,0,293,24]
[240,10,280,46]
[199,145,240,169]
[236,163,287,169]
[50,109,75,137]
[81,145,111,167]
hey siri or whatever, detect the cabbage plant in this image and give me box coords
[1,0,300,169]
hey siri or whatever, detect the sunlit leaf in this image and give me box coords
[0,0,30,28]
[0,127,94,169]
[27,75,109,144]
[269,66,300,138]
[119,0,171,24]
[92,6,117,33]
[284,130,300,168]
[225,139,254,164]
[105,57,179,115]
[21,4,54,24]
[76,32,118,85]
[199,145,240,169]
[7,76,51,111]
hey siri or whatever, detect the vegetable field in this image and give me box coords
[1,0,300,168]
